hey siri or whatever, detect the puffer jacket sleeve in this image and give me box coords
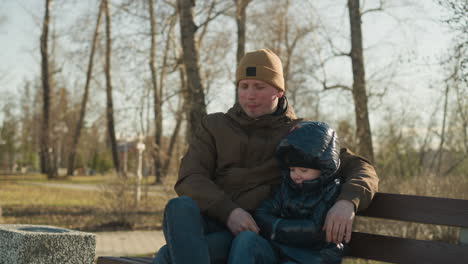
[175,115,239,224]
[335,148,379,211]
[255,187,283,239]
[269,217,325,248]
[255,185,325,248]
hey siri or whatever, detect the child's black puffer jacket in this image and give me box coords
[255,121,347,264]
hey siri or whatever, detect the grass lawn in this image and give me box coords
[0,174,175,231]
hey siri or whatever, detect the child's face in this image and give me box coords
[289,167,321,184]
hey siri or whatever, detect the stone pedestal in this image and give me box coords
[0,224,96,264]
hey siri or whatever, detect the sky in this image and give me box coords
[1,0,41,95]
[1,0,93,97]
[0,0,458,134]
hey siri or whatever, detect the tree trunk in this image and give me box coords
[67,1,104,176]
[234,0,251,102]
[432,82,450,176]
[148,0,163,183]
[162,111,183,176]
[347,0,374,163]
[103,0,121,175]
[177,0,207,141]
[40,0,55,179]
[162,63,187,177]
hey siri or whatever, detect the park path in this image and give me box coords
[19,181,165,193]
[94,230,166,257]
[20,182,102,191]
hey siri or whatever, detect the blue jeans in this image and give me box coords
[228,231,278,264]
[153,197,234,264]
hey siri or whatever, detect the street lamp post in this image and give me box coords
[53,123,68,175]
[117,133,130,175]
[122,135,128,175]
[136,134,146,204]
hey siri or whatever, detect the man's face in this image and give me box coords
[237,79,284,118]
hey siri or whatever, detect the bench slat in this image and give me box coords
[357,192,468,227]
[349,232,468,264]
[97,257,153,264]
[124,257,153,263]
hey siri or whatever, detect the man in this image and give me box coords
[153,49,378,264]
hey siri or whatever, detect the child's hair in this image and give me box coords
[276,121,340,179]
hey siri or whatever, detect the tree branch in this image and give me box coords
[324,84,352,91]
[197,2,234,32]
[362,0,384,16]
[163,0,176,8]
[315,23,351,57]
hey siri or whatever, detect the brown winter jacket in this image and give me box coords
[175,101,378,224]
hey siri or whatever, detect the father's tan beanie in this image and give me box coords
[236,49,285,91]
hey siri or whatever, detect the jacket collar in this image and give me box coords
[285,170,339,195]
[226,96,296,129]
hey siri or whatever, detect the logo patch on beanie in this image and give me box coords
[246,67,256,76]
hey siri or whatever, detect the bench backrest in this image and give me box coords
[349,192,468,264]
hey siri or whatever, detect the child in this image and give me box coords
[228,121,347,264]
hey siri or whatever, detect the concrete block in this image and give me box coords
[460,228,468,245]
[0,224,96,264]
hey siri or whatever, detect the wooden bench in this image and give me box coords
[348,192,468,263]
[97,192,468,264]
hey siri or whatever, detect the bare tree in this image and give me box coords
[444,75,468,175]
[194,1,235,110]
[67,0,104,176]
[248,0,315,111]
[233,0,253,101]
[0,99,18,172]
[428,0,468,176]
[0,15,7,81]
[347,0,374,163]
[162,82,186,177]
[103,0,121,175]
[234,0,252,65]
[435,49,468,176]
[310,1,391,162]
[148,1,178,183]
[195,0,234,48]
[147,0,163,183]
[438,0,468,73]
[39,0,55,178]
[145,17,191,179]
[177,0,207,138]
[433,80,450,176]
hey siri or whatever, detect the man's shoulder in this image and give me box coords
[199,112,233,132]
[339,148,372,165]
[203,112,229,125]
[205,112,226,120]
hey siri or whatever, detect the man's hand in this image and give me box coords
[322,200,355,244]
[227,208,260,235]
